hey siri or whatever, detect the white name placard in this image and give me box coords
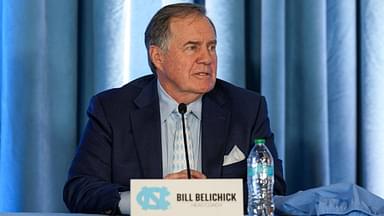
[130,179,243,216]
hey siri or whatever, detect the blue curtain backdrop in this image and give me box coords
[1,0,384,212]
[1,0,78,211]
[261,0,384,195]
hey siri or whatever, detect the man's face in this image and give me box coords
[153,15,217,103]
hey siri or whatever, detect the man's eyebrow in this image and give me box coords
[207,40,217,45]
[183,41,200,47]
[183,40,217,47]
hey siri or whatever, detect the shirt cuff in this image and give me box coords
[118,191,131,215]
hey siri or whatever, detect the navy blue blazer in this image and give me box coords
[63,74,286,213]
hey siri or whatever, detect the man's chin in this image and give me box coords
[196,85,215,94]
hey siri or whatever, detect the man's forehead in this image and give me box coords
[169,15,214,31]
[168,15,216,40]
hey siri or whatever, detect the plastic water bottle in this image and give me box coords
[247,138,274,216]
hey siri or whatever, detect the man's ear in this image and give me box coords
[149,45,165,72]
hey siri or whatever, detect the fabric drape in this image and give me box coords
[359,0,384,196]
[0,0,78,211]
[261,0,384,197]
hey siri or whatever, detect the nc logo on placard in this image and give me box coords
[136,186,170,210]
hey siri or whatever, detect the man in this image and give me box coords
[63,3,286,214]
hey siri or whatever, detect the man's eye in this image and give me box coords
[209,45,216,52]
[186,45,197,51]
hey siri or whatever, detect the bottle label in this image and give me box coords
[247,164,274,177]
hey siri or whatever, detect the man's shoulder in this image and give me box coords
[96,74,156,99]
[211,79,267,118]
[214,79,262,100]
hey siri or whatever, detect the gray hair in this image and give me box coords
[144,3,216,73]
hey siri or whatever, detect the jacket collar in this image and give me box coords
[201,81,231,177]
[131,77,163,178]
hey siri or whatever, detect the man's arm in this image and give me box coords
[63,95,123,214]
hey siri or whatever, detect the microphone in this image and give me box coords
[178,103,192,179]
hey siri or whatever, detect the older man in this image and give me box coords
[63,3,286,214]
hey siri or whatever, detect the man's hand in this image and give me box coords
[164,169,207,179]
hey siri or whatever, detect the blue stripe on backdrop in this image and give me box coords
[326,0,357,185]
[261,0,286,168]
[360,0,384,198]
[245,0,262,93]
[206,0,246,87]
[129,0,165,81]
[0,0,2,138]
[284,0,330,192]
[77,0,139,130]
[194,0,205,5]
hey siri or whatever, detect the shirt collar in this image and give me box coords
[188,96,202,120]
[157,80,202,122]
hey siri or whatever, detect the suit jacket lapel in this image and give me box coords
[130,78,163,178]
[201,87,230,178]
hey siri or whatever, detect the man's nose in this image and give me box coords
[197,47,214,64]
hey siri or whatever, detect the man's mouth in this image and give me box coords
[194,72,210,77]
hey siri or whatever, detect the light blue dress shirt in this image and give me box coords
[157,81,202,176]
[119,81,203,214]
